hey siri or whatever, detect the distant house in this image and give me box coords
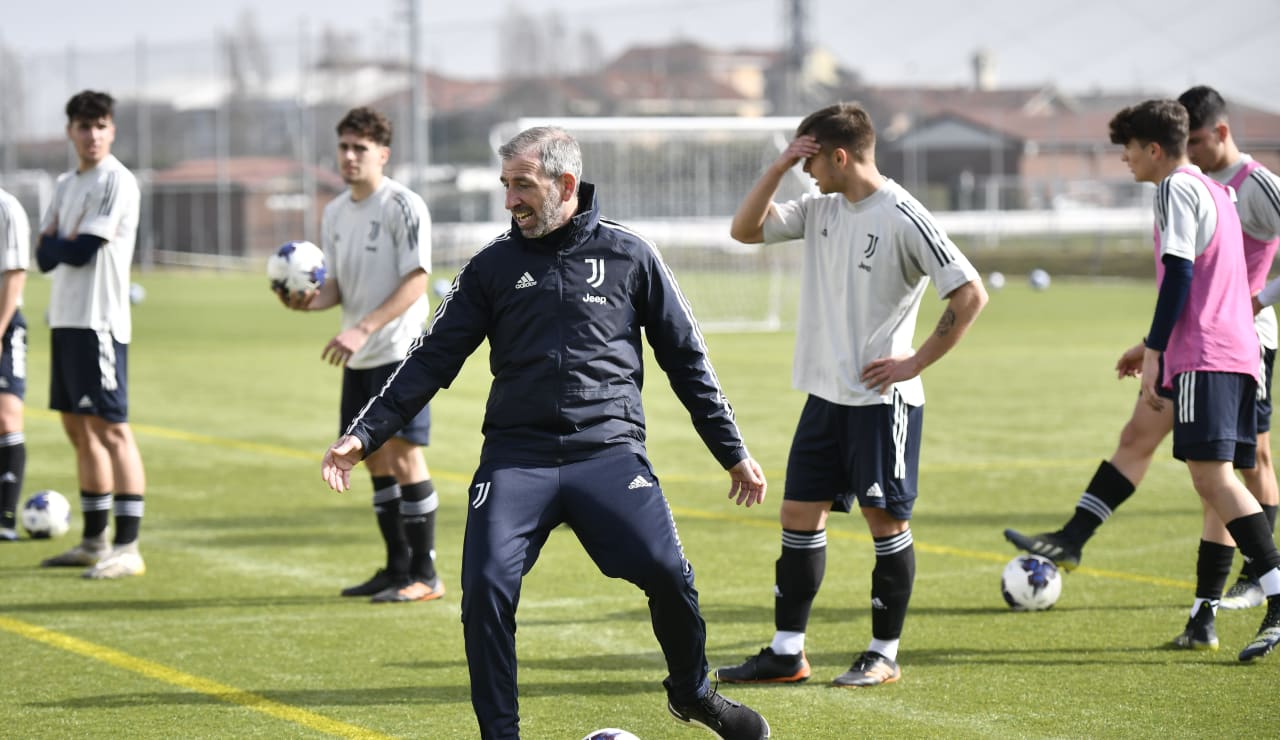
[149,157,344,261]
[851,84,1280,210]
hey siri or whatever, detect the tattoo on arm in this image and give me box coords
[936,308,957,336]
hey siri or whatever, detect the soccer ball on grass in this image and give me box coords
[1001,554,1062,611]
[21,490,72,539]
[267,240,326,296]
[581,731,640,740]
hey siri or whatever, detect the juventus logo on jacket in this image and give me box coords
[585,258,605,287]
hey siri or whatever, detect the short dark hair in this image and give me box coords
[1177,85,1228,131]
[65,90,115,123]
[336,107,392,147]
[796,103,876,159]
[1108,99,1188,157]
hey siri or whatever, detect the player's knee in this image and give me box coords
[1255,441,1273,471]
[1117,418,1159,456]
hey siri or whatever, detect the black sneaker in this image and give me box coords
[340,569,401,597]
[1239,597,1280,663]
[832,651,901,687]
[667,687,770,739]
[1220,576,1265,610]
[1003,529,1082,571]
[715,647,810,684]
[1170,602,1218,651]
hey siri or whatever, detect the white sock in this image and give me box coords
[770,631,805,655]
[1191,597,1217,616]
[1259,567,1280,597]
[868,638,899,661]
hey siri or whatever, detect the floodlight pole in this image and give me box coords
[407,0,430,193]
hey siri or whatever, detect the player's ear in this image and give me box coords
[558,172,577,202]
[831,147,849,167]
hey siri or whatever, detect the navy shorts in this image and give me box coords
[1171,370,1257,468]
[341,361,431,445]
[49,328,129,423]
[0,309,27,399]
[784,393,923,520]
[1256,347,1275,434]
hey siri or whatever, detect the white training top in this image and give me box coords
[321,177,432,369]
[0,188,31,306]
[40,155,140,343]
[1156,168,1219,262]
[1212,155,1280,350]
[764,179,979,407]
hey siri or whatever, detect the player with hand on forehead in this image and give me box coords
[716,102,987,688]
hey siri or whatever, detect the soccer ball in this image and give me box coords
[129,282,146,304]
[1028,268,1051,291]
[1001,554,1062,611]
[266,240,326,295]
[581,731,640,740]
[432,278,453,300]
[987,271,1006,290]
[21,490,72,539]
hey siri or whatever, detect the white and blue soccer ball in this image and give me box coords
[432,278,453,300]
[129,282,146,305]
[267,240,326,295]
[21,490,71,539]
[1028,268,1051,291]
[1001,554,1062,611]
[581,731,640,740]
[987,271,1006,290]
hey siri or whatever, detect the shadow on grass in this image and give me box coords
[30,678,666,710]
[29,683,473,709]
[0,594,335,613]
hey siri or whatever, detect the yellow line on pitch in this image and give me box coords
[0,615,394,740]
[29,407,1190,589]
[670,506,1195,590]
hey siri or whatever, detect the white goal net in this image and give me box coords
[483,116,811,332]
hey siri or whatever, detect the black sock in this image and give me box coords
[774,529,826,634]
[1243,504,1279,580]
[112,493,144,546]
[1195,540,1235,600]
[1227,512,1280,577]
[870,529,915,641]
[81,491,112,540]
[0,434,25,530]
[371,475,408,578]
[400,479,438,581]
[1061,460,1135,544]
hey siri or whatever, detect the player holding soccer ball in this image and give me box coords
[715,103,987,688]
[0,186,29,542]
[35,91,147,578]
[275,107,443,604]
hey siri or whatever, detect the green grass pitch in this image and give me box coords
[2,270,1274,738]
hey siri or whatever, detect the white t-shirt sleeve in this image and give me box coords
[1242,167,1280,240]
[389,191,432,278]
[76,170,136,242]
[896,198,978,298]
[320,202,340,284]
[0,195,30,273]
[1158,174,1213,262]
[761,195,809,243]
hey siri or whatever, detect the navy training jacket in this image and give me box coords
[346,183,750,470]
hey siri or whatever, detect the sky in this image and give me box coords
[4,0,1279,128]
